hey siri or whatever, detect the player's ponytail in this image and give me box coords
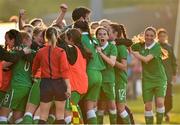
[119,24,127,39]
[45,27,58,48]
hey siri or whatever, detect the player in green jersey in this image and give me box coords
[74,21,105,124]
[0,29,33,124]
[131,27,167,124]
[95,27,118,124]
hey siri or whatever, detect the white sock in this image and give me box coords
[15,118,23,124]
[145,110,153,117]
[33,116,40,120]
[87,109,96,119]
[24,112,33,117]
[94,107,97,112]
[97,110,104,116]
[109,109,117,115]
[65,116,72,124]
[157,107,165,113]
[120,110,128,118]
[7,112,13,122]
[0,116,8,122]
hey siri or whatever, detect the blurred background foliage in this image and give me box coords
[0,0,173,21]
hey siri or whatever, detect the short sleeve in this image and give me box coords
[149,43,161,58]
[118,45,128,59]
[110,45,118,57]
[131,43,141,52]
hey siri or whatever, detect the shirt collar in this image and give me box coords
[82,32,89,35]
[145,41,156,49]
[101,42,109,50]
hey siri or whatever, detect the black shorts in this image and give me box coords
[40,78,67,102]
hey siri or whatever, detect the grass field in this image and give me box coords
[104,84,180,124]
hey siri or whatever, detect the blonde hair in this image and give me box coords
[45,27,58,48]
[20,31,32,40]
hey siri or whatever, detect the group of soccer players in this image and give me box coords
[0,4,177,124]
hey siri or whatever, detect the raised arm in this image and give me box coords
[18,9,26,30]
[54,4,68,28]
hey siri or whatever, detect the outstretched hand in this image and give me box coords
[60,4,68,13]
[19,9,25,16]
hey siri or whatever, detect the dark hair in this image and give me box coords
[33,26,44,36]
[45,27,58,47]
[157,28,167,36]
[95,26,109,37]
[110,23,127,39]
[73,20,93,42]
[66,28,92,61]
[90,21,99,29]
[144,26,156,36]
[72,7,91,21]
[5,29,22,48]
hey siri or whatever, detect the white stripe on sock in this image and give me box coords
[0,116,8,122]
[24,112,33,117]
[87,109,96,119]
[109,109,117,115]
[145,110,153,117]
[49,114,56,120]
[33,116,40,120]
[120,110,128,118]
[157,107,165,113]
[65,116,72,124]
[15,118,23,124]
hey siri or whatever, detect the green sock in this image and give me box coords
[22,115,33,124]
[77,105,83,122]
[145,116,154,124]
[109,113,117,124]
[87,117,97,124]
[156,112,164,124]
[97,115,103,124]
[47,115,56,124]
[122,115,131,124]
[33,119,39,124]
[0,121,7,124]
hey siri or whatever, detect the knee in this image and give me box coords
[145,103,152,111]
[156,101,164,108]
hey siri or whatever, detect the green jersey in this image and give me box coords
[10,50,35,88]
[131,42,167,84]
[101,42,117,83]
[81,32,105,71]
[115,45,128,83]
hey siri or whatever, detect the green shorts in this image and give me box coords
[27,78,41,105]
[115,81,127,103]
[99,82,115,101]
[0,91,6,107]
[65,91,82,111]
[84,69,102,101]
[1,85,30,112]
[142,81,167,103]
